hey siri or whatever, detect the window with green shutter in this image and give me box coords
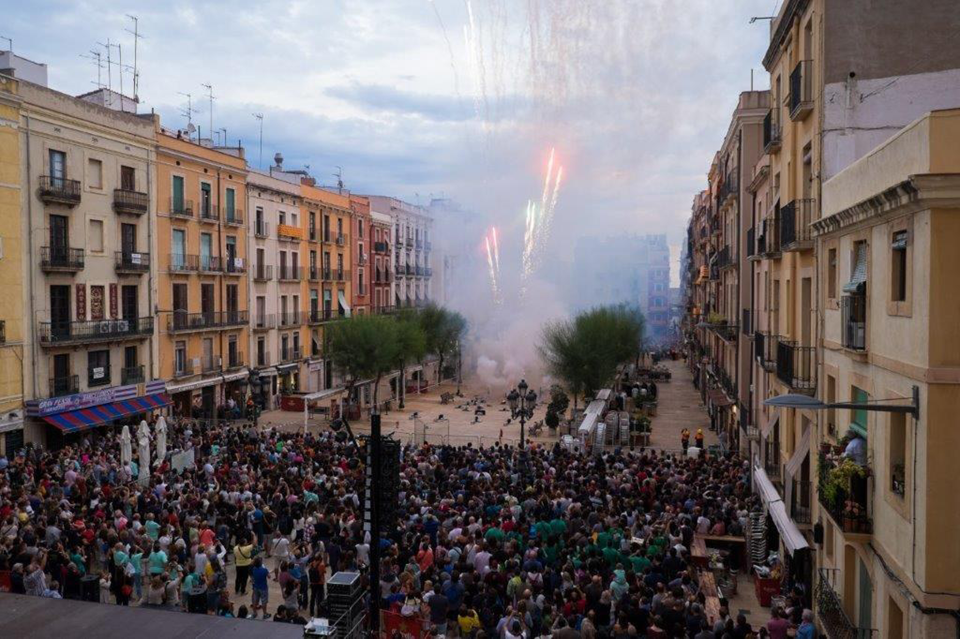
[851,386,869,439]
[226,188,235,220]
[172,176,184,211]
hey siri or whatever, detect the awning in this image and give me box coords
[761,413,779,440]
[843,241,868,293]
[255,367,277,376]
[708,389,734,407]
[277,363,299,373]
[768,500,810,555]
[338,290,352,318]
[784,423,812,507]
[222,371,248,383]
[303,387,345,403]
[166,375,221,394]
[753,464,782,506]
[42,393,172,434]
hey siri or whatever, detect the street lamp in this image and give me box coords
[764,386,920,420]
[508,379,538,447]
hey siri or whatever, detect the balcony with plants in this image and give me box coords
[704,311,738,343]
[818,449,872,536]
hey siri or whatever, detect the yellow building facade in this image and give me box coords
[155,126,249,417]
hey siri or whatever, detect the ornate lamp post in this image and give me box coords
[508,379,538,447]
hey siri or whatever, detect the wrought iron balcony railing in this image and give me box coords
[39,317,154,346]
[789,59,814,121]
[39,176,81,205]
[169,254,200,272]
[169,198,194,218]
[780,198,816,250]
[754,331,779,372]
[40,246,85,272]
[253,264,273,281]
[253,314,276,331]
[113,188,149,215]
[842,294,866,351]
[121,365,145,385]
[224,208,244,226]
[816,569,875,639]
[278,265,303,281]
[115,251,150,274]
[763,109,782,153]
[49,374,80,397]
[776,339,816,393]
[255,220,270,238]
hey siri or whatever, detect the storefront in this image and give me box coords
[277,362,299,396]
[26,380,170,448]
[167,375,222,419]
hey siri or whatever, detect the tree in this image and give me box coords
[545,385,569,430]
[325,314,400,414]
[394,310,427,409]
[419,304,467,386]
[538,318,588,413]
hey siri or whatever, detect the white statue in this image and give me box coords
[137,419,150,442]
[137,429,151,485]
[120,425,132,466]
[155,416,168,467]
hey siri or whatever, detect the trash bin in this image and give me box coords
[187,586,208,614]
[81,574,100,602]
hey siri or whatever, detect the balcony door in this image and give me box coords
[52,353,70,395]
[121,285,138,321]
[50,214,69,261]
[49,149,66,182]
[200,233,213,270]
[121,165,135,191]
[201,283,215,323]
[172,229,186,269]
[173,283,188,330]
[121,223,136,259]
[226,284,238,322]
[50,285,70,339]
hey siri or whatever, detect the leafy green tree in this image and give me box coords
[325,314,400,411]
[394,310,427,408]
[538,318,588,413]
[419,304,467,386]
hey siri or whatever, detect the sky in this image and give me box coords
[2,0,779,288]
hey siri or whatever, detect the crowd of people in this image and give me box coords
[0,407,815,638]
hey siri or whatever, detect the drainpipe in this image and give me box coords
[216,169,224,408]
[24,115,38,404]
[146,144,155,386]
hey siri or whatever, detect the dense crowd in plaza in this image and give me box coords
[0,411,816,638]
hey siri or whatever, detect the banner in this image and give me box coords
[170,448,195,474]
[381,611,423,639]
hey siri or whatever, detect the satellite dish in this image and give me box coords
[187,123,196,133]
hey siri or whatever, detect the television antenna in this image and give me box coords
[0,36,11,52]
[80,50,105,89]
[124,14,143,101]
[252,113,264,169]
[178,92,200,134]
[334,166,344,194]
[201,83,216,143]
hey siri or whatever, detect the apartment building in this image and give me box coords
[349,195,371,315]
[156,127,249,418]
[0,74,25,454]
[367,196,433,309]
[17,79,162,447]
[370,211,393,313]
[247,166,301,407]
[811,108,960,639]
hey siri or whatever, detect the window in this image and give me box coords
[175,341,187,374]
[889,411,906,498]
[88,350,110,387]
[200,182,212,216]
[49,149,66,179]
[172,175,185,212]
[89,219,104,253]
[121,166,136,191]
[891,231,908,302]
[279,210,286,226]
[851,386,869,439]
[225,187,236,220]
[87,158,103,189]
[827,248,837,299]
[202,338,214,371]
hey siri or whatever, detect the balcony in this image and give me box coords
[374,241,389,254]
[223,258,246,276]
[167,310,248,333]
[308,266,320,282]
[169,254,200,273]
[199,204,219,223]
[280,310,301,327]
[715,366,737,398]
[716,245,736,271]
[323,269,349,283]
[415,239,423,249]
[763,109,782,153]
[394,236,403,248]
[746,227,755,259]
[224,209,244,226]
[780,198,816,251]
[40,247,85,273]
[39,317,154,346]
[39,176,81,206]
[49,375,80,397]
[740,407,758,439]
[280,346,302,363]
[277,224,302,241]
[335,233,348,246]
[789,59,814,121]
[309,309,341,324]
[256,350,271,368]
[424,240,432,251]
[375,269,392,284]
[754,331,779,372]
[720,172,739,203]
[818,452,872,536]
[254,220,270,238]
[226,351,244,370]
[253,314,276,331]
[763,439,782,482]
[115,251,150,274]
[169,198,194,218]
[253,264,273,282]
[759,209,781,257]
[200,256,222,274]
[776,340,816,393]
[113,188,149,215]
[88,364,111,387]
[816,569,874,639]
[121,365,145,385]
[278,265,303,282]
[706,319,739,344]
[790,478,812,525]
[173,361,195,379]
[842,294,866,351]
[202,357,220,374]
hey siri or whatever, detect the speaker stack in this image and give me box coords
[326,571,365,638]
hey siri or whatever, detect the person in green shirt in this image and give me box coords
[147,544,167,576]
[144,514,160,541]
[550,518,567,538]
[129,547,144,601]
[181,567,201,611]
[70,549,86,576]
[484,526,504,544]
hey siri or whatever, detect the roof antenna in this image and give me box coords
[0,36,11,52]
[80,50,105,89]
[334,166,343,194]
[201,83,215,143]
[125,14,143,102]
[178,92,199,136]
[252,113,264,169]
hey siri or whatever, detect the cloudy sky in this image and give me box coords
[4,0,779,285]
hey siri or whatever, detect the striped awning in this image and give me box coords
[42,393,172,433]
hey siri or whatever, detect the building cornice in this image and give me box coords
[747,164,770,194]
[762,0,810,71]
[813,174,960,237]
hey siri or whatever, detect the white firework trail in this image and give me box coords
[491,226,501,278]
[484,235,498,300]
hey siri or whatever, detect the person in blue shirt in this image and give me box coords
[250,557,271,619]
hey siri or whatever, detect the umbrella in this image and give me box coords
[137,429,151,484]
[120,425,132,466]
[155,417,168,467]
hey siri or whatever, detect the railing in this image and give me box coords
[818,453,872,535]
[253,314,276,330]
[721,172,739,202]
[88,364,111,387]
[740,407,758,439]
[763,109,782,152]
[715,366,737,398]
[169,254,200,272]
[253,264,273,281]
[227,351,244,369]
[755,331,779,372]
[113,188,148,214]
[780,198,816,250]
[254,220,270,238]
[202,358,220,374]
[49,375,80,397]
[335,233,348,246]
[309,309,342,323]
[816,569,875,639]
[278,265,303,281]
[39,317,154,345]
[256,350,271,368]
[40,246,85,271]
[308,266,320,281]
[790,59,814,121]
[168,310,248,332]
[200,255,222,273]
[374,241,389,253]
[842,294,866,350]
[115,251,150,273]
[791,478,812,524]
[716,245,732,270]
[173,361,195,378]
[39,176,82,205]
[224,209,244,226]
[776,340,816,392]
[764,439,782,482]
[169,198,194,217]
[223,258,246,275]
[415,239,423,249]
[199,204,219,222]
[280,310,301,326]
[746,227,755,258]
[707,321,739,343]
[277,224,302,240]
[280,346,302,363]
[761,208,781,255]
[121,365,145,385]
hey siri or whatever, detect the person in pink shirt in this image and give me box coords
[766,607,791,639]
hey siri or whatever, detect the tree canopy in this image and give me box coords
[419,304,467,384]
[325,313,400,405]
